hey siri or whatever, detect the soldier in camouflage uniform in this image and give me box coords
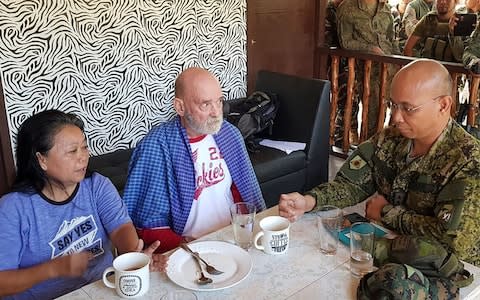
[279,59,480,267]
[325,0,343,47]
[403,0,467,62]
[463,21,480,71]
[325,0,356,146]
[337,0,399,138]
[402,0,434,37]
[357,263,458,299]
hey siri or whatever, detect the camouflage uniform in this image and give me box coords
[326,1,340,47]
[357,263,459,299]
[307,119,480,266]
[412,9,468,63]
[403,0,433,37]
[463,25,480,69]
[463,24,480,130]
[326,0,355,146]
[337,0,399,137]
[392,5,408,52]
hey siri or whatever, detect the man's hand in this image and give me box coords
[371,46,385,55]
[449,14,459,35]
[365,193,389,221]
[279,192,315,222]
[137,240,168,272]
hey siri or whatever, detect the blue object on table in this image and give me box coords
[339,223,388,246]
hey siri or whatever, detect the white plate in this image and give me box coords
[167,241,252,291]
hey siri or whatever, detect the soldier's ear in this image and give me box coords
[438,95,452,113]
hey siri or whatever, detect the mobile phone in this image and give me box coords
[344,212,369,224]
[454,13,477,36]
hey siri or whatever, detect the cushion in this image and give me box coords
[87,149,133,194]
[249,145,306,183]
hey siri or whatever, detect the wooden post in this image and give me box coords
[329,56,340,146]
[360,60,372,142]
[342,57,356,153]
[451,72,458,118]
[468,74,480,126]
[376,63,388,133]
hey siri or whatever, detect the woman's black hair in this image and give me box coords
[12,109,85,193]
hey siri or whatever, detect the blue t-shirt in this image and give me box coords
[0,173,131,299]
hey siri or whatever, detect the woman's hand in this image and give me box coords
[50,252,92,277]
[135,239,168,272]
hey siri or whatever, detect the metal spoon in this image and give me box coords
[180,244,224,275]
[191,250,213,285]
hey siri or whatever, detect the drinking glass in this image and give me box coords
[316,205,343,255]
[350,222,375,277]
[230,202,256,250]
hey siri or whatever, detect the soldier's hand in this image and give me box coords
[279,193,315,222]
[365,193,389,221]
[371,46,385,55]
[449,14,459,35]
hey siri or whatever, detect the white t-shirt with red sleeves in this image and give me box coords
[182,134,234,239]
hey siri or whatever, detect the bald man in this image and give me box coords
[123,68,265,252]
[279,59,480,266]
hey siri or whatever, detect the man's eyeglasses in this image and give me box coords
[385,95,445,115]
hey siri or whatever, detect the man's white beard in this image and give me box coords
[185,113,223,135]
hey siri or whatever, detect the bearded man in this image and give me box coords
[123,67,265,252]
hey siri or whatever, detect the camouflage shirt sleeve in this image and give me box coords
[307,142,377,211]
[448,34,468,63]
[402,4,419,37]
[411,14,428,37]
[336,4,374,52]
[463,27,480,69]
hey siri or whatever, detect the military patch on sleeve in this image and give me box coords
[437,204,454,223]
[349,155,367,170]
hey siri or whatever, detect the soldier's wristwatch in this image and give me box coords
[381,204,394,217]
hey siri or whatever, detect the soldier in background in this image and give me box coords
[392,0,412,51]
[336,0,399,139]
[279,59,480,267]
[325,0,355,146]
[326,0,344,47]
[463,0,480,71]
[402,0,434,37]
[403,0,466,62]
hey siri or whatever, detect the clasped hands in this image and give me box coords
[279,192,389,223]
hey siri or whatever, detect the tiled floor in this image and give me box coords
[328,154,345,181]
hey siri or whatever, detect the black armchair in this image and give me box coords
[250,70,331,207]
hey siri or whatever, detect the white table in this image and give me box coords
[58,206,480,300]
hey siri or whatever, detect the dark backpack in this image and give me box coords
[224,91,279,152]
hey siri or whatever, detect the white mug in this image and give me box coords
[254,216,290,255]
[102,252,150,298]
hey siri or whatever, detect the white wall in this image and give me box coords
[0,0,247,156]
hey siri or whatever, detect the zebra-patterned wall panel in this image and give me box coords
[0,0,247,156]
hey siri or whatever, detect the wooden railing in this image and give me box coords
[318,47,480,154]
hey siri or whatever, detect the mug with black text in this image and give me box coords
[102,252,150,298]
[254,216,290,255]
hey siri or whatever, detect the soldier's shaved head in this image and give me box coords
[390,59,453,150]
[392,59,452,98]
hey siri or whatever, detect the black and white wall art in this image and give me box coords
[0,0,247,155]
